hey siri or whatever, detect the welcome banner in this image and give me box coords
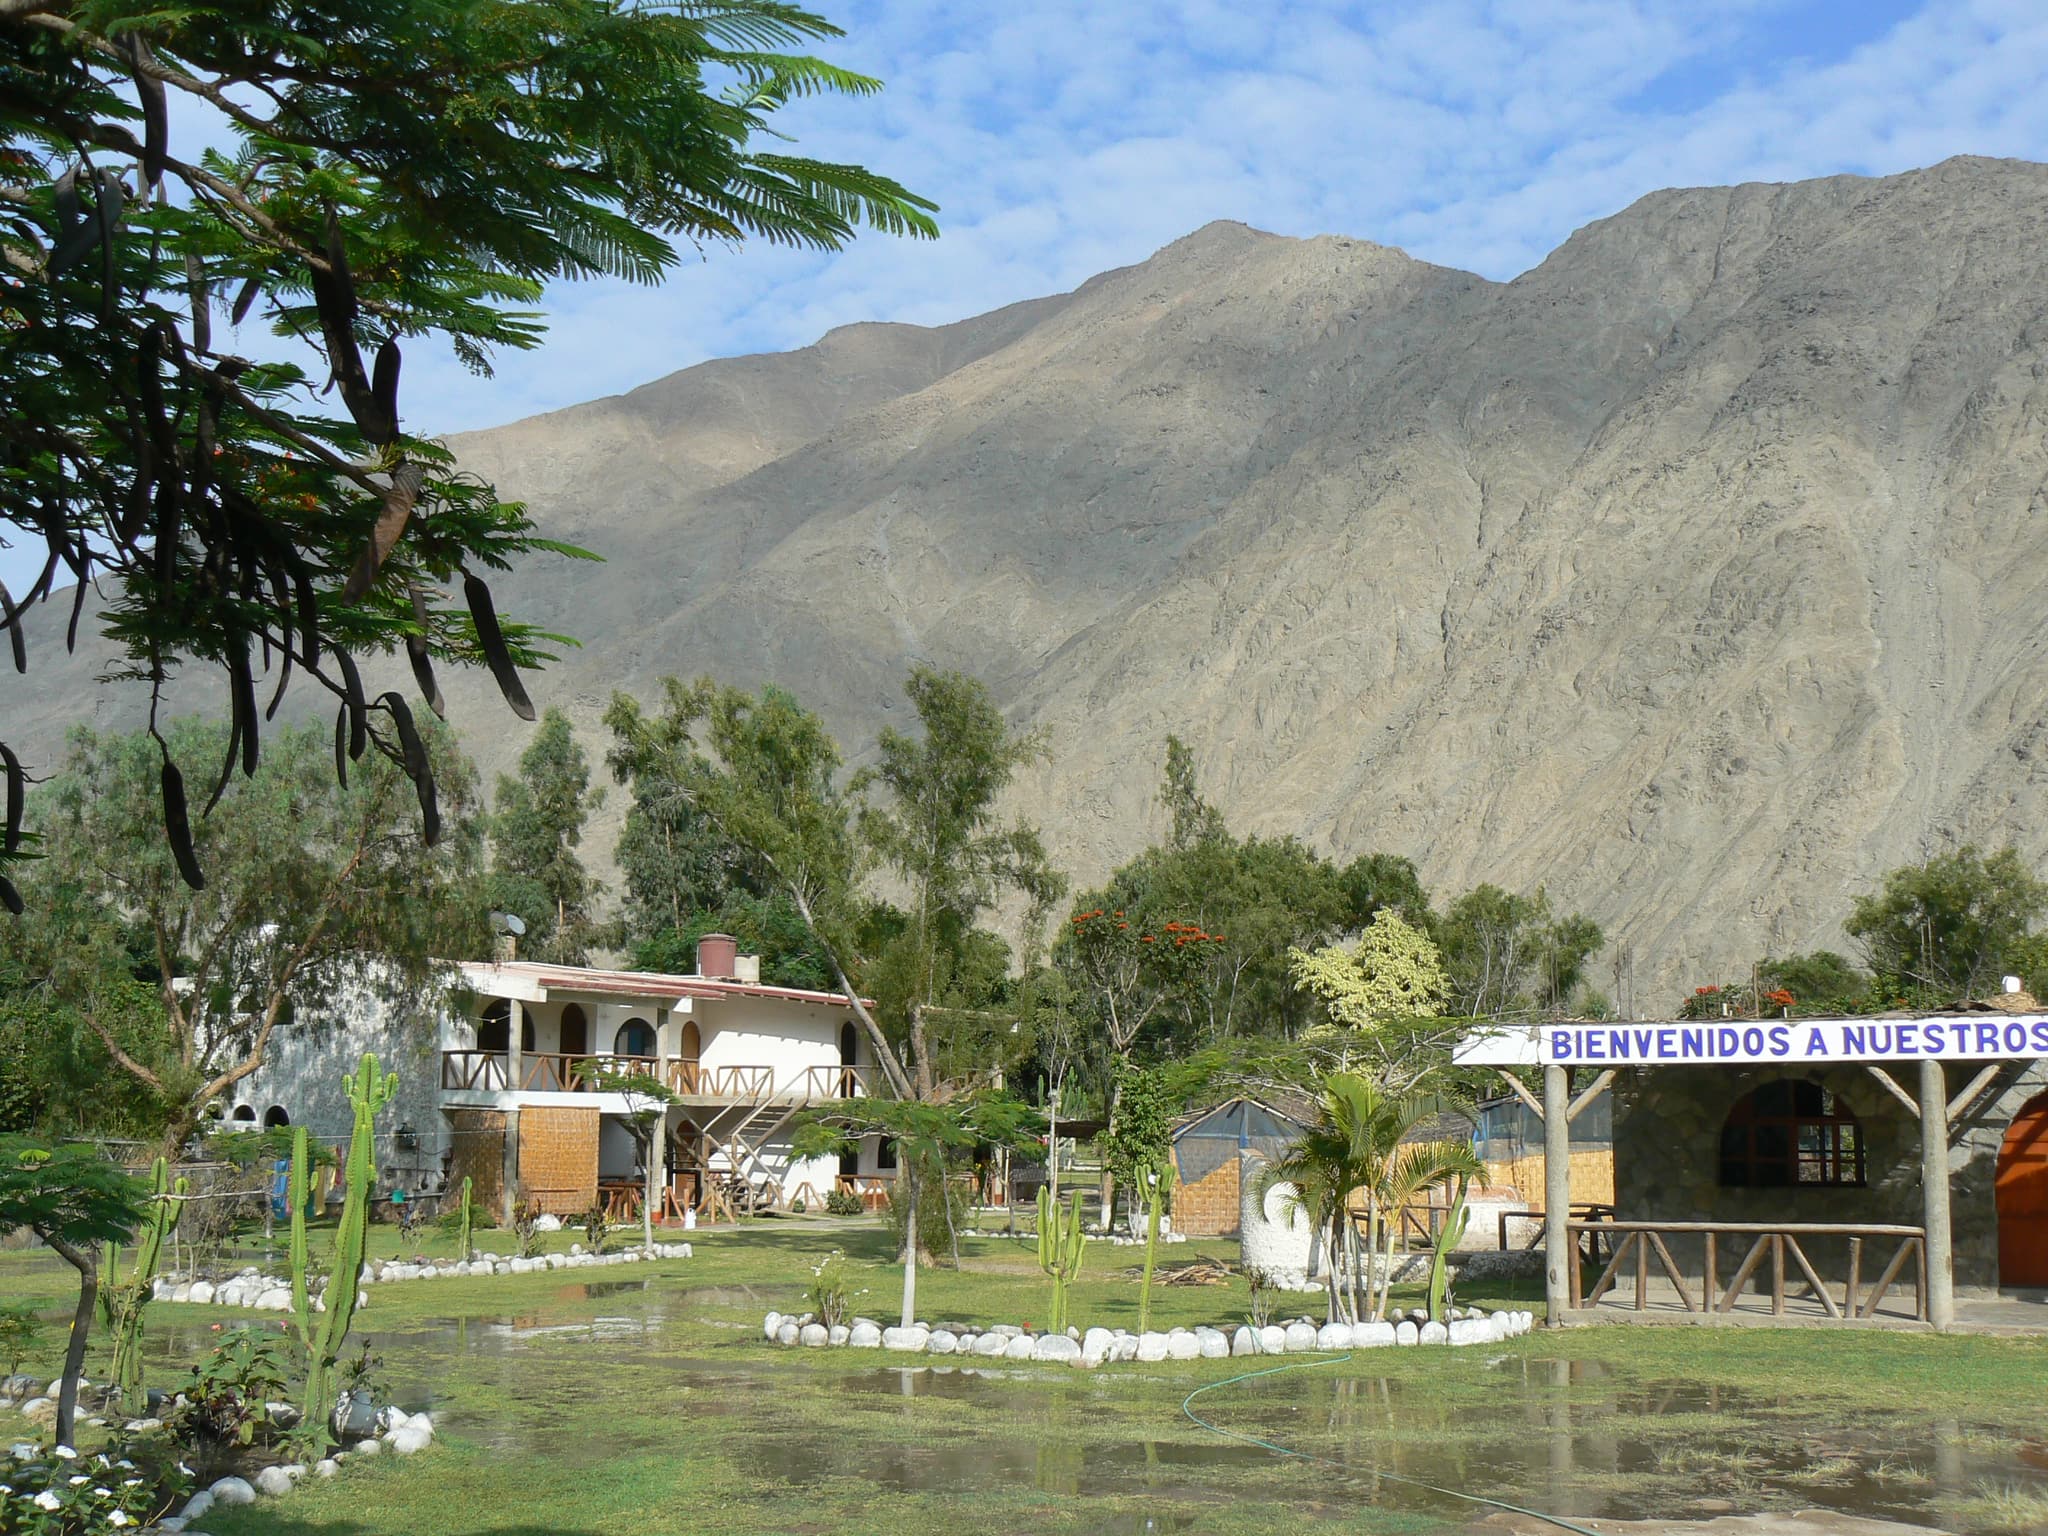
[1543,1016,2048,1067]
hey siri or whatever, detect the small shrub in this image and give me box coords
[789,1198,806,1215]
[434,1195,490,1257]
[511,1200,543,1259]
[0,1301,44,1380]
[824,1189,864,1217]
[0,1442,189,1535]
[805,1251,849,1328]
[581,1203,610,1256]
[169,1327,293,1474]
[1244,1265,1279,1329]
[884,1174,968,1265]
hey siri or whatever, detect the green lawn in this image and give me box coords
[4,1219,2048,1535]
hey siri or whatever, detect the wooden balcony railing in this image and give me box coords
[441,1052,869,1102]
[1566,1220,1927,1322]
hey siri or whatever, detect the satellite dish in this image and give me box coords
[489,911,527,937]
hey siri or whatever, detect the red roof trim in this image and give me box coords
[462,960,869,1010]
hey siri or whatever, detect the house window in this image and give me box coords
[614,1018,656,1058]
[1719,1080,1866,1188]
[263,1106,290,1128]
[476,1000,534,1054]
[874,1135,896,1172]
[559,1004,589,1056]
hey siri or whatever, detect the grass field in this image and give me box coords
[4,1218,2048,1535]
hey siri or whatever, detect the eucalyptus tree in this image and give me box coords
[1,0,937,899]
[16,717,482,1140]
[487,708,604,964]
[860,667,1064,1096]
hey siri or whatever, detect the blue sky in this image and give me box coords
[6,0,2048,595]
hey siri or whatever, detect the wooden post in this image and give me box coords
[501,1106,521,1227]
[1917,1058,1956,1331]
[1543,1063,1571,1326]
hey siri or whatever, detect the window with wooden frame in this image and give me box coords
[1718,1079,1867,1188]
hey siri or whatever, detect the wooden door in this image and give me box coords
[1996,1093,2048,1288]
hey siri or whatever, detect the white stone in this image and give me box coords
[545,1253,566,1270]
[179,1491,214,1521]
[1283,1321,1319,1353]
[353,1437,382,1456]
[1350,1321,1397,1349]
[1134,1331,1169,1362]
[254,1466,295,1496]
[1166,1330,1201,1360]
[209,1477,257,1506]
[1419,1320,1448,1345]
[1081,1327,1115,1365]
[799,1323,829,1347]
[1032,1334,1082,1364]
[775,1323,799,1345]
[314,1459,340,1478]
[1230,1326,1259,1357]
[926,1330,957,1355]
[388,1427,431,1455]
[1196,1328,1230,1359]
[1317,1322,1351,1351]
[1447,1320,1478,1346]
[1112,1332,1140,1362]
[534,1214,562,1231]
[1395,1321,1419,1346]
[187,1280,215,1304]
[881,1326,929,1352]
[1256,1325,1287,1355]
[1003,1335,1035,1361]
[973,1333,1008,1357]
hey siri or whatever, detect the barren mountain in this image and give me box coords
[11,155,2048,1003]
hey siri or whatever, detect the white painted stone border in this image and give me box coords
[759,1307,1536,1366]
[157,1408,438,1535]
[150,1242,693,1309]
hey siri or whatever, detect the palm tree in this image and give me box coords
[1259,1074,1484,1324]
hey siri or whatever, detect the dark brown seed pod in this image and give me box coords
[379,692,439,845]
[185,252,210,355]
[65,575,87,653]
[129,36,168,187]
[406,586,444,717]
[333,706,350,788]
[335,649,368,760]
[0,875,20,918]
[372,338,401,430]
[230,276,261,327]
[2,743,23,854]
[463,573,535,720]
[202,716,238,817]
[151,478,182,590]
[0,581,23,674]
[293,565,321,670]
[228,634,258,776]
[161,759,205,889]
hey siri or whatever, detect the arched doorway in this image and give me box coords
[559,1004,589,1056]
[263,1106,290,1128]
[1997,1092,2048,1288]
[839,1021,858,1097]
[476,1000,535,1054]
[678,1021,702,1092]
[615,1017,656,1059]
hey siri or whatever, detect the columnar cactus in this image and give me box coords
[104,1156,186,1414]
[1427,1177,1472,1322]
[457,1174,474,1261]
[1137,1162,1171,1334]
[300,1053,395,1447]
[1036,1186,1087,1334]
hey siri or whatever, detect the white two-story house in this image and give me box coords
[438,934,887,1220]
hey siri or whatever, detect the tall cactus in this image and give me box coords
[1137,1162,1172,1334]
[300,1053,395,1447]
[1427,1177,1472,1322]
[103,1156,186,1414]
[1036,1186,1086,1334]
[457,1174,474,1261]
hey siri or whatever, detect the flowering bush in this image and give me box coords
[804,1251,850,1329]
[0,1443,188,1535]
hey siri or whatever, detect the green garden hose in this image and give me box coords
[1180,1353,1607,1536]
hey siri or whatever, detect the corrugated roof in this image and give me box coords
[459,959,869,1010]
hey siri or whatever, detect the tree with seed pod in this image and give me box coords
[8,717,482,1142]
[0,1,938,901]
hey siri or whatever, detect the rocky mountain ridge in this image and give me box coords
[9,155,2048,1004]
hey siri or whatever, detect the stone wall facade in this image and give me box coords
[1613,1060,2048,1295]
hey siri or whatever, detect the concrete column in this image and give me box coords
[506,997,525,1090]
[1917,1057,1955,1331]
[1543,1063,1572,1327]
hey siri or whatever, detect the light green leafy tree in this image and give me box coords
[0,1138,150,1446]
[1846,846,2048,1002]
[13,718,481,1141]
[1290,909,1449,1026]
[1,0,937,890]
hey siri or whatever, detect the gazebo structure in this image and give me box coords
[1454,993,2048,1330]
